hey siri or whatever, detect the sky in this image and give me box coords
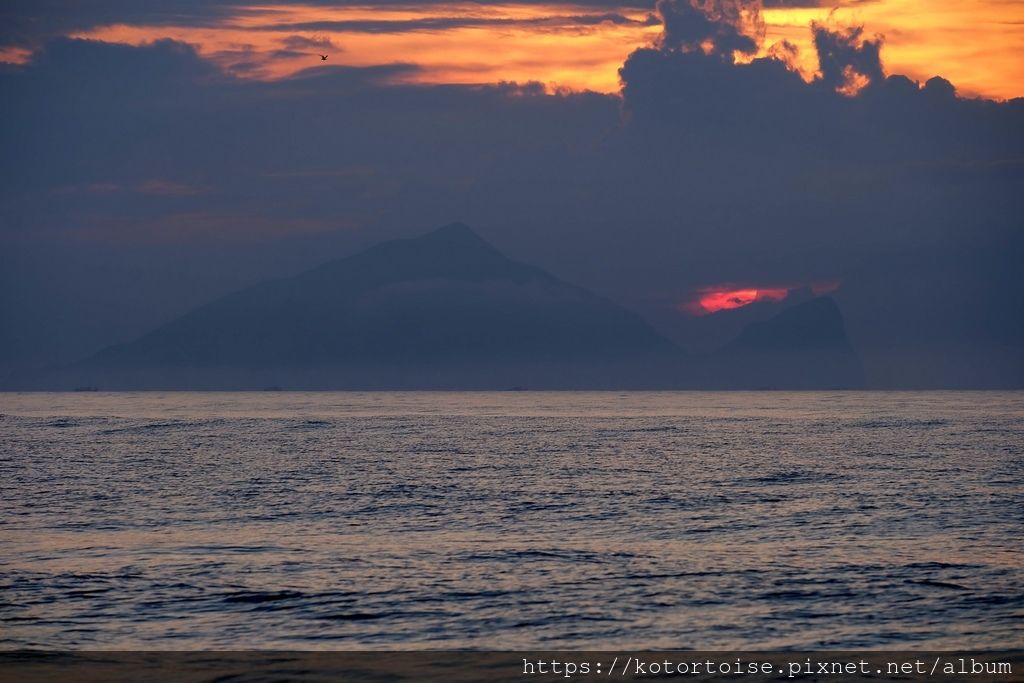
[2,1,1023,99]
[1,0,1022,386]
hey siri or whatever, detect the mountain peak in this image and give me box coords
[413,222,492,249]
[42,221,678,389]
[427,221,476,238]
[731,296,852,352]
[706,296,864,388]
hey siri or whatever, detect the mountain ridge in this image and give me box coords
[8,224,864,390]
[37,223,681,388]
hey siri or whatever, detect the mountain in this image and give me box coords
[691,296,865,389]
[26,223,682,389]
[9,225,868,390]
[730,295,854,353]
[667,286,818,353]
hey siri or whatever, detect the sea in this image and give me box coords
[1,391,1021,650]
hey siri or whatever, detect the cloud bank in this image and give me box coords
[1,1,1022,386]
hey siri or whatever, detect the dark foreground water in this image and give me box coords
[1,391,1021,650]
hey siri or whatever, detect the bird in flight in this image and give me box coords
[319,54,328,61]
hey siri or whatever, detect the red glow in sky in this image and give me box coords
[698,288,789,314]
[680,281,839,315]
[684,286,794,315]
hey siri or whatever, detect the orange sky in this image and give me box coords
[5,1,1021,99]
[760,0,1024,100]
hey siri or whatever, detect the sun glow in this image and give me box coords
[685,288,790,315]
[680,281,840,316]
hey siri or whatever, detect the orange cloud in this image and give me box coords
[3,1,1011,99]
[0,45,31,64]
[762,0,1024,100]
[67,4,662,92]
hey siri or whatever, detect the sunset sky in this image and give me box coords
[2,1,1022,99]
[1,0,1022,386]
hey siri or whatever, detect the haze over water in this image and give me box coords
[1,391,1021,649]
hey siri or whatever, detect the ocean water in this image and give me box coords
[0,391,1021,650]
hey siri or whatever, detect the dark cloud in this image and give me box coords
[613,28,1023,381]
[1,15,1023,386]
[761,0,872,5]
[811,22,884,91]
[280,34,339,51]
[0,0,237,46]
[656,0,763,59]
[259,13,658,35]
[0,0,881,49]
[0,1,661,48]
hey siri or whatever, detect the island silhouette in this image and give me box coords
[12,223,863,390]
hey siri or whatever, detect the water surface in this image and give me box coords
[1,391,1021,649]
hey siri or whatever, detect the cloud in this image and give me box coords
[7,1,1020,100]
[56,180,201,196]
[0,2,662,51]
[656,0,764,59]
[811,21,883,93]
[260,12,658,35]
[1,21,1022,385]
[280,34,339,51]
[646,0,885,94]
